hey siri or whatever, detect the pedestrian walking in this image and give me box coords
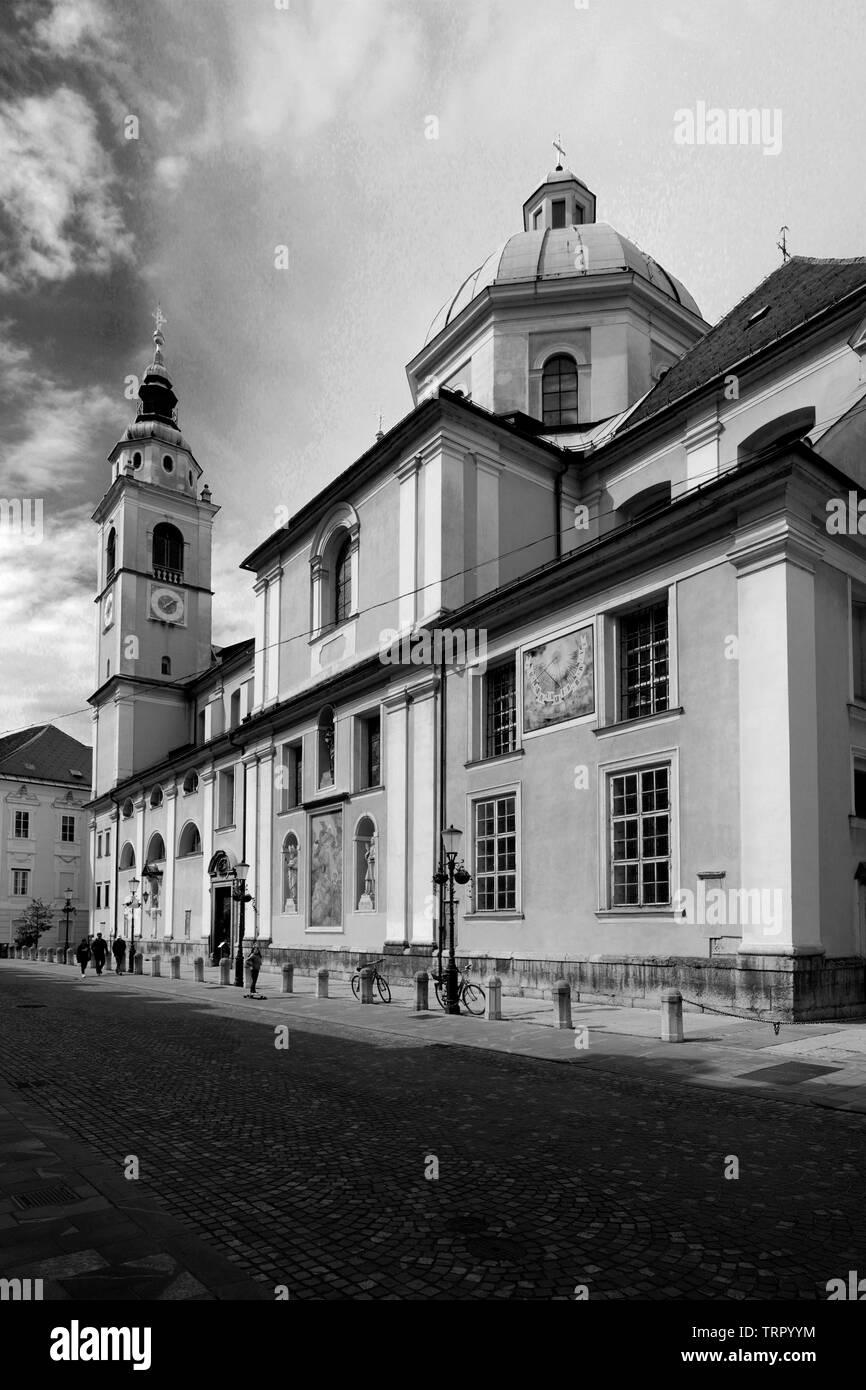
[76,936,91,976]
[112,936,127,975]
[91,931,108,976]
[246,943,263,998]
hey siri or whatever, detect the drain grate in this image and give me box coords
[11,1183,80,1210]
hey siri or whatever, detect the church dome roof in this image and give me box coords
[424,222,702,344]
[123,417,191,450]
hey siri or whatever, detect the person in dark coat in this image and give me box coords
[246,944,263,997]
[91,932,108,976]
[76,937,91,976]
[112,936,127,974]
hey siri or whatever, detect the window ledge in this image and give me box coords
[593,707,684,737]
[352,783,384,795]
[463,912,525,921]
[595,909,679,920]
[849,816,866,829]
[214,824,236,833]
[465,749,525,770]
[309,614,359,647]
[849,701,866,722]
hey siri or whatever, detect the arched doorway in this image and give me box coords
[207,849,236,965]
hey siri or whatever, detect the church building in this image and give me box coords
[87,160,866,1018]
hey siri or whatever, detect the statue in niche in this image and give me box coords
[359,840,375,912]
[284,844,298,913]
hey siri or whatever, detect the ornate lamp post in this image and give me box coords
[63,886,75,956]
[432,825,471,1015]
[129,876,141,946]
[232,860,251,987]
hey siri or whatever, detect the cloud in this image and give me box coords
[31,0,114,57]
[0,84,133,289]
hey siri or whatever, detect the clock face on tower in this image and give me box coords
[523,625,594,732]
[149,586,185,624]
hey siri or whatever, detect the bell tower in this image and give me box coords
[90,309,219,796]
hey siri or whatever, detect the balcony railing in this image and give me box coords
[153,566,183,584]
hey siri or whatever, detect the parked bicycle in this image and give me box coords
[350,957,391,1003]
[431,967,486,1016]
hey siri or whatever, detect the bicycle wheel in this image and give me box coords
[462,982,486,1016]
[350,973,360,1000]
[433,979,446,1011]
[376,975,391,1003]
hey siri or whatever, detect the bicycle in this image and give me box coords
[350,957,391,1003]
[431,967,486,1016]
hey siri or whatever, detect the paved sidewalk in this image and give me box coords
[5,954,866,1116]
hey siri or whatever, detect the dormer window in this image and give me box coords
[542,354,579,427]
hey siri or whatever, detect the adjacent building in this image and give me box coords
[86,163,866,1017]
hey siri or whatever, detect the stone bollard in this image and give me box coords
[414,970,429,1011]
[66,948,75,966]
[486,975,503,1021]
[281,963,294,994]
[170,955,181,980]
[151,955,161,977]
[47,948,56,964]
[359,967,374,1004]
[39,948,47,961]
[553,979,573,1030]
[317,968,329,999]
[219,958,230,986]
[660,988,684,1043]
[194,957,204,983]
[133,952,143,975]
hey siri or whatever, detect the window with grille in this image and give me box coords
[619,602,669,720]
[542,355,579,427]
[474,794,517,911]
[334,535,352,625]
[61,815,75,842]
[609,766,670,907]
[485,662,517,757]
[12,869,29,896]
[14,811,29,838]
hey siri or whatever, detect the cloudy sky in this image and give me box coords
[1,0,865,746]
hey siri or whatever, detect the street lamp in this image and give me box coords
[232,860,251,987]
[63,886,75,956]
[129,876,140,945]
[432,825,471,1015]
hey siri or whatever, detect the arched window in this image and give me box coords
[354,816,377,911]
[152,522,184,579]
[161,656,171,676]
[146,833,166,862]
[282,832,299,912]
[121,799,134,819]
[106,528,116,580]
[317,707,336,789]
[132,451,142,469]
[334,534,352,625]
[150,785,164,808]
[178,822,202,857]
[542,354,579,427]
[119,841,136,870]
[182,770,199,794]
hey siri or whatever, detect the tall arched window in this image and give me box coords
[161,656,171,676]
[106,528,116,580]
[542,354,579,427]
[354,816,377,911]
[119,842,135,870]
[317,707,336,789]
[282,832,299,912]
[146,833,166,862]
[150,786,164,808]
[334,534,352,625]
[177,822,202,857]
[153,522,184,580]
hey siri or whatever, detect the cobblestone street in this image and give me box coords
[1,966,864,1301]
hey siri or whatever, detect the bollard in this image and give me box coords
[317,968,329,999]
[281,963,294,994]
[133,952,143,975]
[39,948,47,961]
[660,988,684,1043]
[47,948,56,964]
[194,956,204,983]
[219,957,230,986]
[66,948,75,966]
[151,955,161,977]
[244,963,252,993]
[359,966,374,1003]
[552,979,573,1030]
[485,974,502,1021]
[414,970,429,1011]
[170,955,181,980]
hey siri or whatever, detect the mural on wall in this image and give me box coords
[523,624,594,732]
[310,811,343,927]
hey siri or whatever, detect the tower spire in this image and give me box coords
[136,303,178,425]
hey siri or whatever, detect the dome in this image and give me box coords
[425,223,702,344]
[123,418,191,450]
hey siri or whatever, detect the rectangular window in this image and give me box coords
[14,810,30,838]
[609,765,671,907]
[620,602,669,721]
[551,199,566,228]
[280,743,303,811]
[97,832,103,856]
[853,604,866,700]
[474,794,517,911]
[855,768,866,819]
[62,815,76,843]
[485,661,517,758]
[12,869,30,896]
[96,884,102,908]
[105,829,111,857]
[358,714,381,790]
[104,882,110,909]
[217,768,235,828]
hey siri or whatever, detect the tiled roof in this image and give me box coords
[624,256,866,432]
[0,724,91,784]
